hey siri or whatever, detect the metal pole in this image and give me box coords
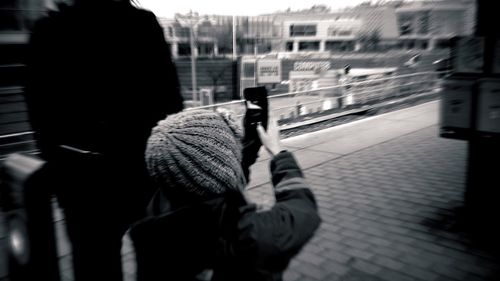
[190,25,197,103]
[232,15,237,61]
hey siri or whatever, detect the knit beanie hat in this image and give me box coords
[145,108,246,197]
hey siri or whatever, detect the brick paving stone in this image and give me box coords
[401,264,440,281]
[339,229,368,241]
[297,251,325,267]
[344,247,375,261]
[351,259,384,275]
[450,260,492,278]
[304,243,325,254]
[363,236,393,248]
[378,268,417,281]
[463,274,491,281]
[371,246,403,260]
[431,263,468,280]
[340,269,383,281]
[319,236,347,250]
[283,269,302,281]
[340,237,372,251]
[399,252,435,269]
[372,256,405,271]
[322,222,342,233]
[293,262,330,280]
[322,249,354,265]
[390,234,418,245]
[320,260,350,276]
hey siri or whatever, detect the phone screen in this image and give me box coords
[243,86,269,129]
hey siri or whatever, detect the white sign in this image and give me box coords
[257,60,281,84]
[440,78,474,130]
[293,61,331,72]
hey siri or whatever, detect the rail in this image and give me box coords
[0,71,446,160]
[188,71,445,120]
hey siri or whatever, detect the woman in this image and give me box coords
[25,1,183,280]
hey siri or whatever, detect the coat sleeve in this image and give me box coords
[232,151,321,269]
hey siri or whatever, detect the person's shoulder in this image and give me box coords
[31,8,66,36]
[125,5,159,22]
[33,4,78,27]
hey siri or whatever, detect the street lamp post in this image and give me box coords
[189,25,198,104]
[232,15,237,61]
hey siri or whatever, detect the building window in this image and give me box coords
[419,12,429,35]
[406,40,415,49]
[176,27,190,38]
[290,24,317,37]
[327,28,337,36]
[198,43,214,56]
[338,30,352,36]
[178,43,191,56]
[168,26,174,37]
[286,41,294,51]
[243,62,255,78]
[298,41,320,51]
[328,28,352,37]
[420,40,428,50]
[435,39,451,49]
[325,41,355,52]
[398,15,414,36]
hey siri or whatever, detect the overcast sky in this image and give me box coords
[136,0,375,17]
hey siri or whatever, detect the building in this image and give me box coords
[394,0,476,50]
[281,17,362,53]
[159,13,281,58]
[159,0,475,57]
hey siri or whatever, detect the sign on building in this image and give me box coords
[257,59,281,84]
[293,61,331,73]
[440,77,474,139]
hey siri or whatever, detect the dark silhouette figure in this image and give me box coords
[25,1,184,280]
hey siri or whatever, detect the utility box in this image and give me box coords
[198,88,214,106]
[440,78,475,139]
[477,79,500,134]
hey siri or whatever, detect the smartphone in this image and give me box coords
[243,86,269,129]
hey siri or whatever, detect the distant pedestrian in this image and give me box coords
[25,0,184,280]
[130,108,321,281]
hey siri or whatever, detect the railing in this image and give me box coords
[0,8,46,32]
[188,71,445,124]
[0,71,446,161]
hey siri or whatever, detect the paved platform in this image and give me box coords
[4,100,499,281]
[245,100,499,281]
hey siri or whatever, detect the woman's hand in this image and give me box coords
[256,116,283,157]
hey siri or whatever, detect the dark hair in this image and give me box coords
[72,0,134,5]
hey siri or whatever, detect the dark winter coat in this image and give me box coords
[129,151,322,281]
[24,2,184,219]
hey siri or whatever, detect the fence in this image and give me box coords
[0,71,445,161]
[189,71,444,122]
